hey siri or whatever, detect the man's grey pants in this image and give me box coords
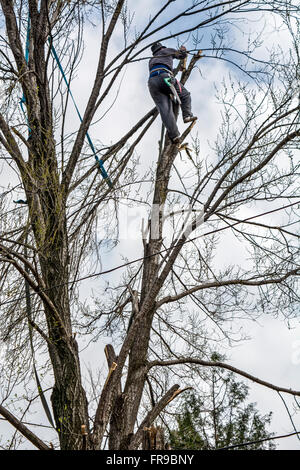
[148,72,192,141]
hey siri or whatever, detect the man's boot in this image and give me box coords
[183,115,197,124]
[172,136,181,144]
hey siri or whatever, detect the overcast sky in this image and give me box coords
[0,1,299,450]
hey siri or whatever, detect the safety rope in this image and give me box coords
[49,41,113,187]
[19,12,112,188]
[19,14,31,135]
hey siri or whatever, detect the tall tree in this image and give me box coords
[0,1,299,450]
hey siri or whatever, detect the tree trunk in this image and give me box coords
[108,140,179,449]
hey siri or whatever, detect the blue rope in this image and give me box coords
[49,40,112,187]
[19,15,31,135]
[13,199,28,205]
[19,11,112,188]
[24,14,30,64]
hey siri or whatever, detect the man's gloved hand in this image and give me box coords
[178,46,187,71]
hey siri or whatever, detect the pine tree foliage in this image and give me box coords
[170,368,276,450]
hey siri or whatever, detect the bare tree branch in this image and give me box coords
[148,358,300,397]
[0,404,51,450]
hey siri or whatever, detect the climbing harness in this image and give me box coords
[149,63,182,105]
[149,67,182,105]
[19,14,112,188]
[149,64,172,77]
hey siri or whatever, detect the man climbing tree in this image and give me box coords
[148,42,197,143]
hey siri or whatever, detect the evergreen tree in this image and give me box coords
[169,369,275,450]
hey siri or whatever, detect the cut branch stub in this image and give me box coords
[142,426,165,450]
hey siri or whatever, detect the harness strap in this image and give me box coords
[149,67,173,77]
[150,63,172,72]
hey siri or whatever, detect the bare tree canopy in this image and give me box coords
[0,0,299,450]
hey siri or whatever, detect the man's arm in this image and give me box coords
[174,45,187,60]
[163,46,187,60]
